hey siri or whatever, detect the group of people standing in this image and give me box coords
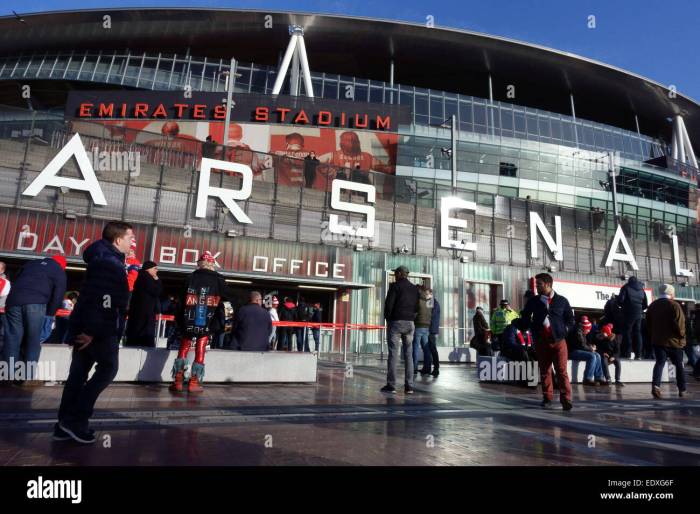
[468,274,697,410]
[381,265,441,395]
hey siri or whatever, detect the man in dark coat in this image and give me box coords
[303,151,320,187]
[471,306,491,355]
[277,297,298,351]
[617,276,649,359]
[2,254,67,383]
[381,265,419,395]
[171,251,229,393]
[519,273,575,410]
[231,291,273,352]
[427,293,441,376]
[125,261,162,347]
[56,221,133,444]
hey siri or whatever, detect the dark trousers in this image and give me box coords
[58,336,119,432]
[312,329,321,352]
[600,353,622,382]
[428,334,440,370]
[296,328,310,352]
[622,318,643,358]
[278,328,294,351]
[652,346,687,392]
[535,338,572,402]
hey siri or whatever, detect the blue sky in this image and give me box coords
[3,0,699,99]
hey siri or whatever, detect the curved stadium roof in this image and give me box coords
[0,7,698,149]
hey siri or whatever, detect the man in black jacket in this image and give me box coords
[124,261,162,347]
[519,273,575,410]
[171,251,229,394]
[232,291,273,352]
[618,276,648,359]
[56,221,133,444]
[381,265,419,395]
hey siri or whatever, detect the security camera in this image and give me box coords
[397,244,409,254]
[440,147,452,157]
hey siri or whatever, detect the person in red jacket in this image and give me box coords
[125,240,141,293]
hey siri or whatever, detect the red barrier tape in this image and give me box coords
[272,321,384,331]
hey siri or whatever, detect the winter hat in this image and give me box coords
[130,239,137,249]
[141,261,157,271]
[580,316,592,332]
[601,324,614,338]
[198,251,216,263]
[51,254,67,270]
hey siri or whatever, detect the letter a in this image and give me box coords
[23,134,107,205]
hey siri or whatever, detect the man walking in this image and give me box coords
[381,266,419,395]
[56,221,133,443]
[647,284,688,399]
[520,273,575,410]
[427,290,441,376]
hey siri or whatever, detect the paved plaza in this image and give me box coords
[1,356,698,466]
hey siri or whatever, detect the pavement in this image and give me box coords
[0,354,699,466]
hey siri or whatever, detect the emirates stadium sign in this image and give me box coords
[65,91,410,131]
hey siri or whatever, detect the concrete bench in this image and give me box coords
[32,344,318,383]
[476,354,674,384]
[415,345,478,363]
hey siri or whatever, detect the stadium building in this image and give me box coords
[0,8,699,353]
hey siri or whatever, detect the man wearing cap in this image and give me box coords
[490,299,519,351]
[171,251,229,393]
[382,265,420,394]
[125,261,162,347]
[647,284,689,398]
[1,254,66,384]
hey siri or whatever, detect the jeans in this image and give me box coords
[312,329,321,352]
[599,352,622,382]
[2,304,46,380]
[622,318,643,358]
[569,349,605,381]
[58,335,119,432]
[683,344,698,368]
[428,333,440,370]
[40,316,55,343]
[414,327,430,370]
[386,320,415,387]
[296,328,310,352]
[278,328,293,351]
[652,346,686,392]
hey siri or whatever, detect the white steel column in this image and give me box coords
[271,26,314,98]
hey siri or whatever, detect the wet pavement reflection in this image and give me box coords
[1,355,698,466]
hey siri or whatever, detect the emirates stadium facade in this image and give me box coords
[0,8,699,353]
